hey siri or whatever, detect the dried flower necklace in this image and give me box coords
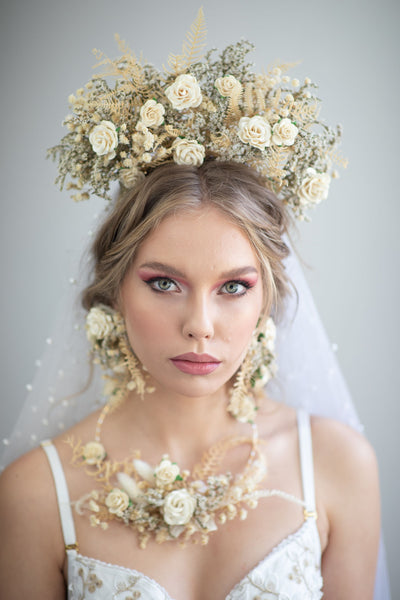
[69,401,305,548]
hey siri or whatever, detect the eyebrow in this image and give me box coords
[137,261,259,279]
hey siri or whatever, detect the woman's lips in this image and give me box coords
[170,352,221,375]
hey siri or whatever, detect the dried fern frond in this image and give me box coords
[166,7,207,75]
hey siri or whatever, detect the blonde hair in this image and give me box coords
[82,161,291,317]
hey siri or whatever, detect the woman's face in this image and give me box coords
[119,205,264,399]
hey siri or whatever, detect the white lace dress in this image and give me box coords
[43,410,323,599]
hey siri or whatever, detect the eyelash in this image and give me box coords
[144,277,253,296]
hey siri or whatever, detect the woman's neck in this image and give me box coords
[104,384,250,468]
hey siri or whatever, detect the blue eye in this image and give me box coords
[220,280,251,296]
[146,277,179,292]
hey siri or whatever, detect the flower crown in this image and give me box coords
[48,9,345,219]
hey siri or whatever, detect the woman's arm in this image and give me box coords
[0,448,66,599]
[313,418,380,599]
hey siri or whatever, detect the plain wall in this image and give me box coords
[1,0,399,593]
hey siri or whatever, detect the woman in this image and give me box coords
[0,13,384,598]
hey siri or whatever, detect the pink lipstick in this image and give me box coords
[170,353,221,375]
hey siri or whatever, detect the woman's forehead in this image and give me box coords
[134,205,259,270]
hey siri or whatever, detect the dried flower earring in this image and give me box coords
[227,317,277,423]
[86,304,154,412]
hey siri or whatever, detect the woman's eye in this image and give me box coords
[147,277,179,292]
[220,280,250,296]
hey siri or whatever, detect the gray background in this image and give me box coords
[1,0,398,594]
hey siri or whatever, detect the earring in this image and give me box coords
[86,304,154,411]
[227,317,277,423]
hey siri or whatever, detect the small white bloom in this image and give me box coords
[238,116,271,150]
[86,306,114,341]
[133,458,155,483]
[139,99,165,128]
[82,441,106,465]
[292,78,300,87]
[173,138,205,166]
[215,75,242,97]
[271,118,298,146]
[89,120,118,157]
[154,459,180,486]
[105,489,130,516]
[298,167,331,205]
[165,74,202,111]
[163,489,196,525]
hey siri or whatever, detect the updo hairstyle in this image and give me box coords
[82,161,292,317]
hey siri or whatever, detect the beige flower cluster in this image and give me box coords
[49,34,343,220]
[73,433,268,547]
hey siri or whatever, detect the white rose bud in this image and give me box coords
[238,116,271,150]
[271,118,298,146]
[86,306,114,341]
[89,120,118,157]
[105,489,130,516]
[119,166,145,189]
[298,168,331,205]
[163,489,196,526]
[154,459,180,487]
[165,74,202,111]
[173,139,205,166]
[215,75,242,97]
[139,99,165,128]
[82,441,106,465]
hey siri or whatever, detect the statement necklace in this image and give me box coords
[69,402,305,548]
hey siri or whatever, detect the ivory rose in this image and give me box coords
[139,99,165,128]
[165,74,202,111]
[215,75,242,97]
[89,120,118,158]
[105,489,130,516]
[82,441,106,465]
[163,490,196,526]
[119,166,145,189]
[298,168,331,205]
[238,116,271,150]
[271,118,298,146]
[173,139,205,166]
[86,307,114,341]
[154,459,180,487]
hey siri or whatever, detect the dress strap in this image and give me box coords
[297,410,317,519]
[41,440,78,553]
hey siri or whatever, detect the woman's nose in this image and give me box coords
[182,295,214,340]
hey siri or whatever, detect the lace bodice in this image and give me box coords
[43,410,323,599]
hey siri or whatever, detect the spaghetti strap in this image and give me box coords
[297,410,317,518]
[41,440,78,552]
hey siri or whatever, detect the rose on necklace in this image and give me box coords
[163,489,197,526]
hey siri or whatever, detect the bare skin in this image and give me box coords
[0,207,380,599]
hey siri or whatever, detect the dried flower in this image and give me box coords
[82,441,106,465]
[154,459,180,487]
[139,99,165,128]
[215,75,242,97]
[298,168,331,205]
[238,116,271,150]
[165,74,202,111]
[163,489,196,526]
[89,120,118,158]
[272,118,298,147]
[172,139,205,166]
[105,489,130,516]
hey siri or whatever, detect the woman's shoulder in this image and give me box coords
[310,414,378,476]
